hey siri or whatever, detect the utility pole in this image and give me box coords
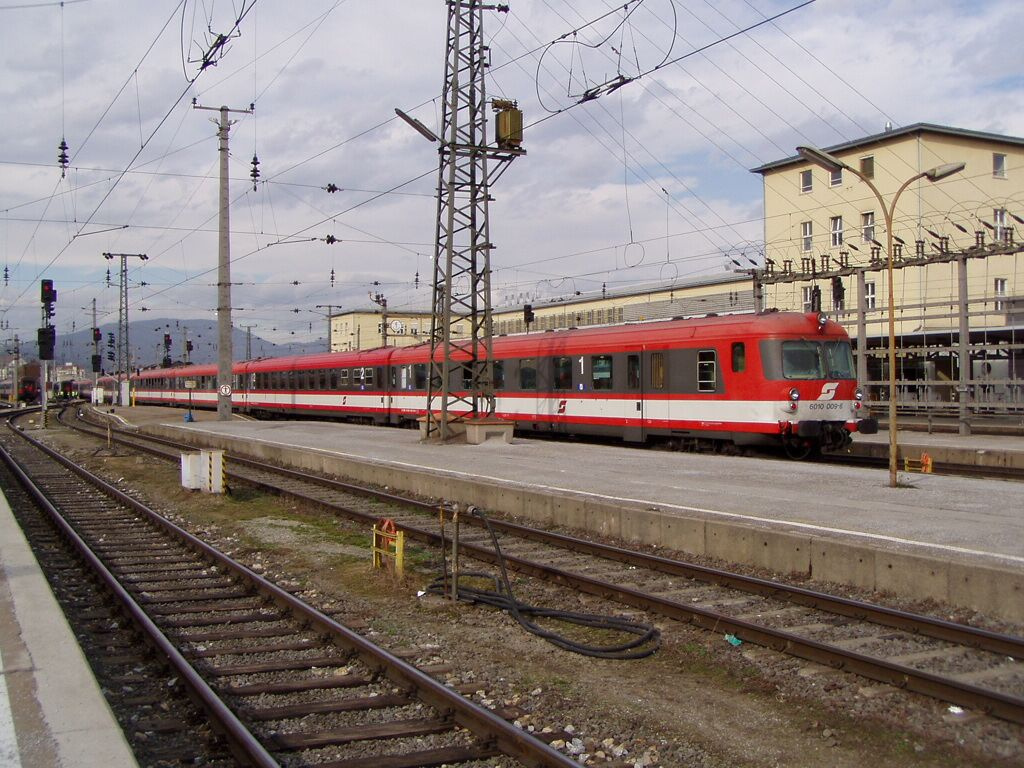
[102,253,147,404]
[315,305,340,352]
[91,298,99,392]
[11,334,20,405]
[195,102,252,421]
[370,293,388,347]
[421,0,525,441]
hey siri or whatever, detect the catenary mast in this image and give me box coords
[423,0,524,441]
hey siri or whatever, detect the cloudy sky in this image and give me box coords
[1,0,1022,351]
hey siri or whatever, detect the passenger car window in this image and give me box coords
[651,353,665,390]
[591,355,613,390]
[520,358,537,390]
[627,354,640,390]
[698,350,717,392]
[731,342,745,373]
[553,356,573,390]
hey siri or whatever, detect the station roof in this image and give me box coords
[750,122,1024,175]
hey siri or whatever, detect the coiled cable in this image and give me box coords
[428,507,660,660]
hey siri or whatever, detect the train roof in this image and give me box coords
[133,312,846,379]
[134,364,215,380]
[390,311,846,361]
[239,347,394,372]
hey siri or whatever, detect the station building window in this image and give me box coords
[801,221,813,252]
[802,286,814,313]
[861,211,875,243]
[993,153,1007,179]
[830,215,843,247]
[799,169,812,193]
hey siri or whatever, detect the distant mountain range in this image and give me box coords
[27,318,325,371]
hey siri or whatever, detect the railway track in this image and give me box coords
[61,406,1024,728]
[0,409,578,767]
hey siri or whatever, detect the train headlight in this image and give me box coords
[854,387,864,401]
[817,313,828,331]
[788,387,800,401]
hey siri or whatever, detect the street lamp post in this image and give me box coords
[796,146,965,488]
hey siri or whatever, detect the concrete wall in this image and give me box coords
[146,423,1024,623]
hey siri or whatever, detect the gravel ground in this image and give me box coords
[38,426,1024,767]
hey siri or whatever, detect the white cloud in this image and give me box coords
[0,0,1021,347]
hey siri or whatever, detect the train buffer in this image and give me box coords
[903,452,934,473]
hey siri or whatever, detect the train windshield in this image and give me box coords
[781,340,855,380]
[824,340,855,379]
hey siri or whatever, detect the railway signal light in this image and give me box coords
[37,326,55,360]
[523,304,534,325]
[41,279,57,304]
[831,276,845,310]
[93,327,102,342]
[91,354,101,373]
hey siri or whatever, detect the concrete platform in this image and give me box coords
[846,426,1024,470]
[110,406,1024,623]
[0,490,137,767]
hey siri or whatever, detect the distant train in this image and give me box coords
[18,377,40,403]
[52,378,94,400]
[130,312,877,457]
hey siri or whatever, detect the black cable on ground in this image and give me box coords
[428,507,660,660]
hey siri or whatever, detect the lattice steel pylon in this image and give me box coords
[424,0,524,441]
[103,251,148,405]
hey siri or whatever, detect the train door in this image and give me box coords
[383,365,393,424]
[623,352,644,442]
[551,355,574,434]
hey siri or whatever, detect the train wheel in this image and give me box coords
[782,438,816,460]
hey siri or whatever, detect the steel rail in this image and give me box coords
[62,409,1024,724]
[11,415,579,768]
[0,426,280,767]
[196,457,1024,725]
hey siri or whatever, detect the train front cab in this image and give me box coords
[756,322,878,456]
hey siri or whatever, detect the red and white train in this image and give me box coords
[130,312,877,457]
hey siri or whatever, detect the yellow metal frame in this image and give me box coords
[903,452,933,473]
[372,519,404,576]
